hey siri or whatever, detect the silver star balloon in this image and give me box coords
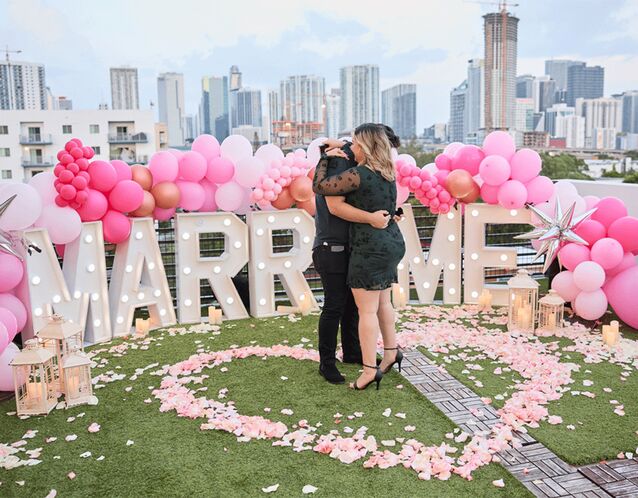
[515,200,597,273]
[0,194,41,260]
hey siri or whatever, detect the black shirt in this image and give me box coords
[312,142,357,249]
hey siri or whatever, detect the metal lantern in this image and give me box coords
[61,348,93,408]
[507,269,539,332]
[10,339,58,416]
[538,290,565,333]
[36,314,84,393]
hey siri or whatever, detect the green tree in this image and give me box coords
[623,171,638,184]
[398,139,439,166]
[540,153,593,180]
[601,164,625,178]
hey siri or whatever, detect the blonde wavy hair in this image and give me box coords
[353,123,396,182]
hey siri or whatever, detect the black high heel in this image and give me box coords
[377,347,403,374]
[351,364,383,391]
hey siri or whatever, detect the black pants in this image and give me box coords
[312,245,361,366]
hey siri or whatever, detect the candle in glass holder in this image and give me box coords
[276,305,300,314]
[392,284,407,309]
[299,294,312,316]
[602,322,620,346]
[478,289,492,310]
[135,318,150,336]
[208,306,223,325]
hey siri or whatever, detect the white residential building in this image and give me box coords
[592,128,617,150]
[382,84,417,139]
[110,67,139,110]
[575,97,622,148]
[340,65,379,132]
[280,75,325,126]
[555,114,585,148]
[515,98,534,132]
[0,61,47,110]
[325,89,341,138]
[0,109,157,183]
[157,72,185,146]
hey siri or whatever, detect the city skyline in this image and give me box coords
[2,0,637,130]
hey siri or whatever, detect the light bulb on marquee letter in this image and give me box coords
[109,218,176,336]
[463,203,531,305]
[247,209,318,318]
[21,222,111,344]
[396,204,462,304]
[175,213,249,323]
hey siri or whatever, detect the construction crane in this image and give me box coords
[4,46,23,110]
[464,0,519,11]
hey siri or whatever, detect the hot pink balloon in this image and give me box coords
[605,266,638,328]
[191,134,221,161]
[0,307,17,341]
[0,254,23,292]
[176,181,205,211]
[215,181,245,212]
[574,289,608,321]
[88,160,118,192]
[0,293,26,330]
[480,183,500,204]
[149,151,179,185]
[206,157,235,184]
[573,219,606,246]
[551,270,580,302]
[451,145,485,175]
[525,176,554,205]
[102,210,131,244]
[199,179,218,212]
[558,243,590,271]
[497,180,527,209]
[607,216,638,254]
[178,151,207,182]
[0,343,19,390]
[591,196,628,229]
[479,155,511,186]
[434,153,451,171]
[153,206,176,221]
[607,252,637,278]
[0,183,42,230]
[110,160,133,182]
[482,131,516,161]
[109,180,144,213]
[509,148,541,183]
[77,189,108,222]
[167,148,185,161]
[573,260,605,292]
[590,237,624,270]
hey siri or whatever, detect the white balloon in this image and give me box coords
[34,205,82,244]
[28,172,57,205]
[255,143,284,165]
[220,135,253,163]
[306,137,326,167]
[234,157,266,188]
[422,162,438,174]
[397,153,416,166]
[0,183,43,230]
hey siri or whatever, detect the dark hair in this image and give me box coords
[380,124,401,148]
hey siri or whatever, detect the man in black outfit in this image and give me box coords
[313,125,401,384]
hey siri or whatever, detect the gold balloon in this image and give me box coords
[271,188,295,210]
[130,190,156,217]
[131,165,153,191]
[297,197,316,216]
[457,181,480,203]
[445,169,475,198]
[289,176,313,203]
[151,181,180,209]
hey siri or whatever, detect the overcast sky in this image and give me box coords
[2,0,638,130]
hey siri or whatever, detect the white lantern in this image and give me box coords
[537,290,565,333]
[61,348,93,408]
[10,339,58,416]
[507,269,539,332]
[36,314,84,394]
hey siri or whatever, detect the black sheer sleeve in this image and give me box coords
[312,154,361,196]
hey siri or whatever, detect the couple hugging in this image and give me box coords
[311,123,406,391]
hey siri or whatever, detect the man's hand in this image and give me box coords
[326,148,348,159]
[323,138,346,150]
[369,210,390,229]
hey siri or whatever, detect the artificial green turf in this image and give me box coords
[0,316,532,498]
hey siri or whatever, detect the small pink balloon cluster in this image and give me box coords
[549,190,638,327]
[53,138,95,209]
[395,155,454,214]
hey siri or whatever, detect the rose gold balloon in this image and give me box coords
[307,167,316,181]
[445,169,475,198]
[130,190,156,217]
[131,165,153,191]
[271,187,295,210]
[289,176,313,202]
[457,181,480,203]
[297,197,316,216]
[151,181,180,209]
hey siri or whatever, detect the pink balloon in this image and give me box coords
[0,322,8,354]
[0,254,23,292]
[191,134,221,161]
[451,145,485,175]
[176,181,205,211]
[178,151,207,182]
[88,160,118,192]
[110,160,133,182]
[0,183,42,230]
[605,266,638,328]
[480,183,500,204]
[574,289,608,321]
[525,176,554,205]
[573,219,606,246]
[591,196,628,229]
[607,252,637,278]
[607,216,638,254]
[434,154,451,171]
[34,205,82,245]
[0,293,26,330]
[0,343,19,390]
[76,189,108,222]
[497,180,527,209]
[434,170,448,186]
[573,260,605,291]
[396,184,410,207]
[149,151,179,185]
[551,270,580,302]
[199,179,218,212]
[590,237,624,270]
[443,142,463,157]
[28,172,58,205]
[482,131,516,161]
[0,307,17,340]
[479,155,510,186]
[206,157,235,184]
[215,181,245,212]
[234,157,265,188]
[102,210,131,244]
[167,148,185,161]
[509,148,541,183]
[220,135,253,163]
[153,206,176,221]
[558,244,590,271]
[583,195,600,211]
[108,180,144,213]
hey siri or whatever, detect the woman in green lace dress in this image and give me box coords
[313,124,406,391]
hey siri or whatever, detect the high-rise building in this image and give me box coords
[516,74,534,98]
[515,98,534,131]
[184,115,196,142]
[575,97,622,148]
[340,65,379,132]
[545,60,582,92]
[532,76,557,113]
[325,88,341,138]
[57,97,73,110]
[157,72,185,146]
[544,103,575,137]
[280,75,325,127]
[465,59,484,140]
[483,9,518,130]
[0,60,47,110]
[621,90,638,133]
[591,128,617,150]
[228,65,243,130]
[231,88,262,128]
[382,84,416,139]
[110,67,139,110]
[267,89,280,142]
[566,63,604,106]
[229,65,242,92]
[555,114,585,148]
[200,76,229,141]
[449,80,468,143]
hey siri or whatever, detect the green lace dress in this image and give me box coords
[312,158,406,290]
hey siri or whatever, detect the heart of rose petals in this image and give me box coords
[262,484,279,493]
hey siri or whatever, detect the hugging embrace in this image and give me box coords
[311,123,406,391]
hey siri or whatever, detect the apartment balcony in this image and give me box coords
[21,157,55,168]
[19,134,53,145]
[107,133,148,144]
[109,155,149,165]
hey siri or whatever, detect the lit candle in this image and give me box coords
[208,307,223,325]
[602,323,620,346]
[299,295,312,316]
[26,381,43,408]
[135,318,150,336]
[392,284,407,309]
[66,371,79,397]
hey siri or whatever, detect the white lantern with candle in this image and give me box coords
[507,269,539,332]
[10,339,58,416]
[537,290,565,333]
[61,347,93,408]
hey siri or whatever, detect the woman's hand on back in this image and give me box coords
[325,148,348,159]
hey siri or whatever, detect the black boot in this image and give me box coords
[319,363,345,384]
